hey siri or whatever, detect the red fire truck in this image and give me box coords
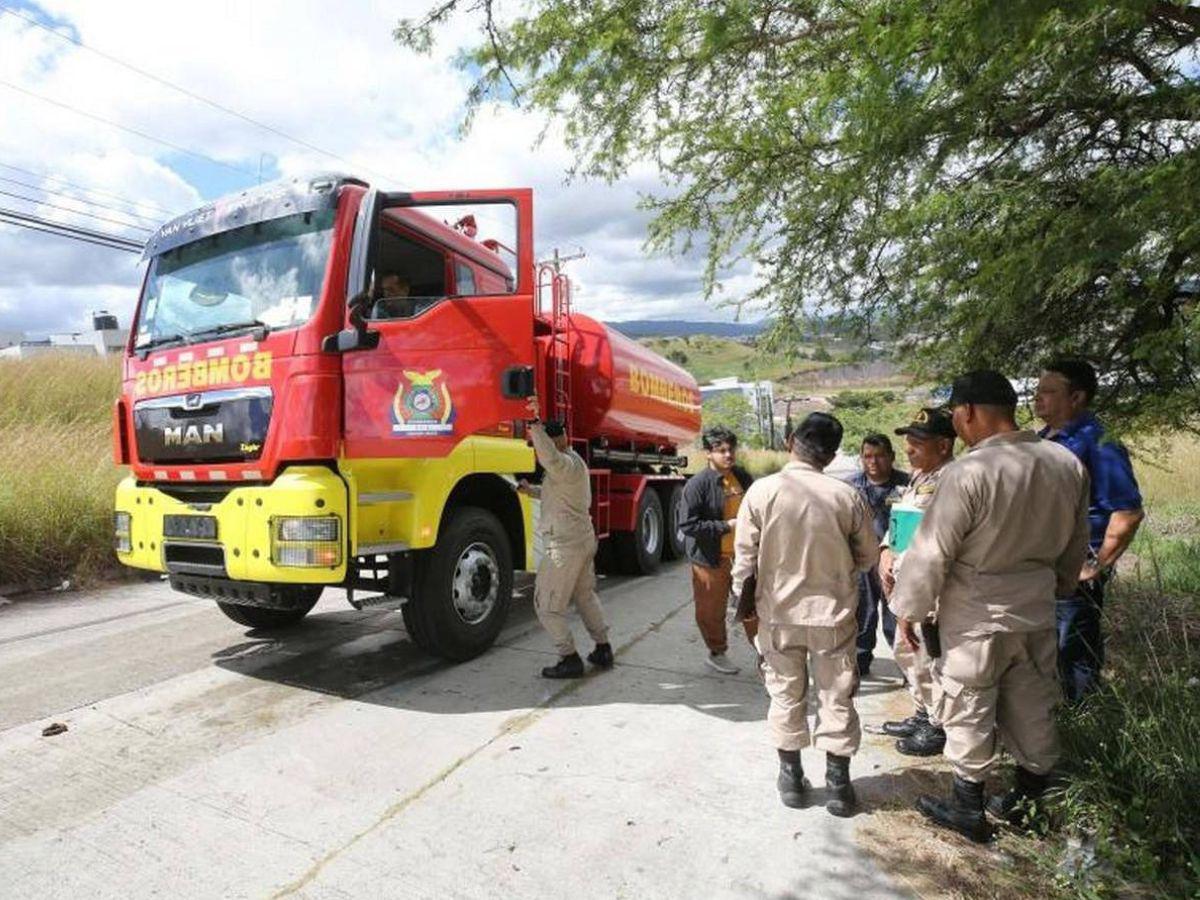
[113,174,701,660]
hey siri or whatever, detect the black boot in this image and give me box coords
[586,642,614,669]
[916,775,993,843]
[896,721,946,757]
[986,766,1049,826]
[825,753,857,818]
[776,749,809,809]
[541,653,584,679]
[881,708,929,737]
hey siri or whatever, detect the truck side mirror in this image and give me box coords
[501,366,535,399]
[323,291,380,353]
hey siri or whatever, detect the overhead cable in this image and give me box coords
[0,205,144,252]
[0,3,400,184]
[0,160,182,217]
[0,187,154,232]
[0,79,259,179]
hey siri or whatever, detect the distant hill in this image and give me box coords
[604,319,766,338]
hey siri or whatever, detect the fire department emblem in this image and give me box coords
[391,369,455,436]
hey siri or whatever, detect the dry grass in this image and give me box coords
[0,354,124,588]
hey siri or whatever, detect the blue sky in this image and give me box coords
[0,1,763,337]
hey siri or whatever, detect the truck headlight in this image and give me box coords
[114,511,132,553]
[271,516,341,567]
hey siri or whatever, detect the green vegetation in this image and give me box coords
[826,390,922,451]
[404,0,1200,434]
[642,334,823,384]
[0,355,124,588]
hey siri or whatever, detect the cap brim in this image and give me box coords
[895,426,953,439]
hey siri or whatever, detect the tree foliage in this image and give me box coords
[398,0,1200,432]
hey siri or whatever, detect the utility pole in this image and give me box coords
[541,246,586,273]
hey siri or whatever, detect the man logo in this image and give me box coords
[183,393,204,411]
[163,424,224,446]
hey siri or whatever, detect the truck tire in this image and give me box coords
[216,586,322,630]
[660,483,686,561]
[615,487,664,575]
[405,507,513,662]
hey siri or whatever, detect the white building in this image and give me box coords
[0,312,127,360]
[699,376,777,445]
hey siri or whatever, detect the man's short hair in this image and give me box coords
[702,426,738,451]
[791,412,843,463]
[1044,357,1098,403]
[860,433,894,456]
[543,419,566,438]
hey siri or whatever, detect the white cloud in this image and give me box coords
[0,1,753,335]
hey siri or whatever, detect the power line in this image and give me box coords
[0,79,260,179]
[0,3,399,184]
[0,174,163,227]
[0,160,181,217]
[0,206,144,253]
[0,187,154,233]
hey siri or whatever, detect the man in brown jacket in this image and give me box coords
[891,371,1090,842]
[732,413,880,817]
[521,397,613,679]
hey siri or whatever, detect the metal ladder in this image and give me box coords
[537,263,574,432]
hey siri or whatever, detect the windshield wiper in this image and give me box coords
[136,332,189,356]
[187,319,271,343]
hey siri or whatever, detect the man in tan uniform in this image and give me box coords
[521,397,613,679]
[878,407,957,757]
[732,413,879,817]
[891,371,1089,842]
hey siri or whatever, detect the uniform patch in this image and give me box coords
[391,369,455,436]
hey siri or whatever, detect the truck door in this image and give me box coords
[339,189,536,459]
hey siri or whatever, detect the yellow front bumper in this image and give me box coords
[114,466,349,584]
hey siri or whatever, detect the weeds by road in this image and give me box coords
[0,354,123,589]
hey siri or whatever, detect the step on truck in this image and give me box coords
[113,174,702,660]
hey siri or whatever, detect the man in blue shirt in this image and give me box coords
[844,434,909,675]
[1035,359,1145,702]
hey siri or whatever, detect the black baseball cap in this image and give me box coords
[791,412,843,457]
[543,419,566,438]
[947,370,1018,407]
[895,407,956,440]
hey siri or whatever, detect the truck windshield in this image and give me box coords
[135,209,336,350]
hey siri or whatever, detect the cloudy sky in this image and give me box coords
[0,0,763,336]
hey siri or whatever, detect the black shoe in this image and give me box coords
[825,753,857,818]
[776,750,809,809]
[916,775,994,843]
[986,766,1049,827]
[857,657,872,676]
[541,653,584,679]
[896,722,946,757]
[881,709,929,738]
[587,642,614,669]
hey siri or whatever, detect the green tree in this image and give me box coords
[701,392,762,446]
[398,0,1200,433]
[667,348,689,365]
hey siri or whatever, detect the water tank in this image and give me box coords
[545,313,701,451]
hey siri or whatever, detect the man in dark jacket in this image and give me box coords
[679,426,754,674]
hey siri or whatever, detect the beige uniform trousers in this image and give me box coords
[893,631,938,724]
[756,620,861,756]
[534,537,609,657]
[935,629,1061,781]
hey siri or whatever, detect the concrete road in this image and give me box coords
[0,565,917,899]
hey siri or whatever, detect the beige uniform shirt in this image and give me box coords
[883,464,947,581]
[732,461,880,628]
[890,431,1090,638]
[529,425,595,547]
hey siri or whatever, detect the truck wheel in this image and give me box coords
[615,487,664,575]
[660,483,686,561]
[216,586,322,630]
[406,507,513,662]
